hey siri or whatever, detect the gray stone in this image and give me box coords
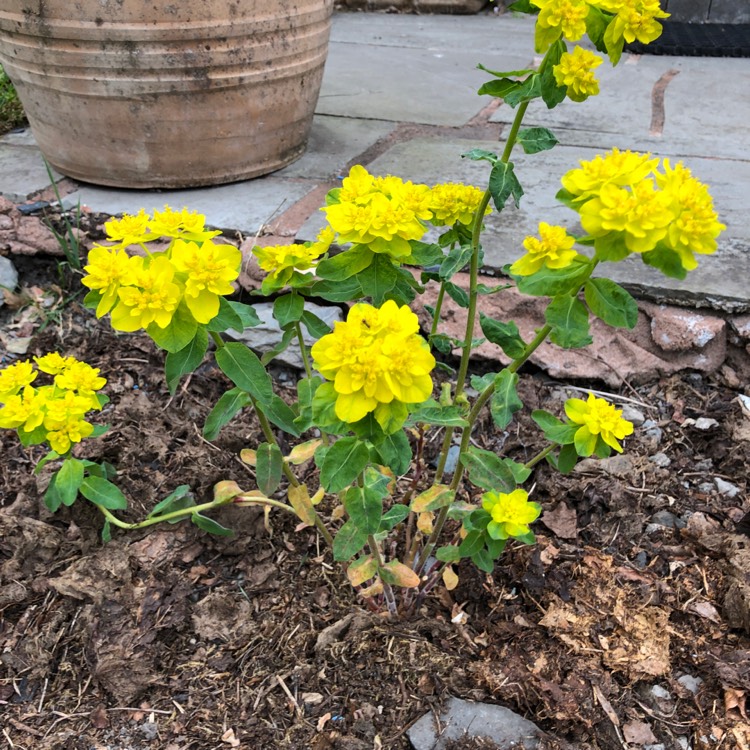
[0,256,18,307]
[714,478,741,498]
[407,696,541,750]
[694,417,719,431]
[649,452,672,468]
[650,510,685,530]
[697,482,715,494]
[642,420,663,446]
[649,685,672,701]
[138,722,158,741]
[0,143,63,203]
[644,745,666,750]
[225,301,342,370]
[621,405,646,427]
[440,444,461,476]
[677,674,704,695]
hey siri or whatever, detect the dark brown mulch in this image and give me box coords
[1,281,749,749]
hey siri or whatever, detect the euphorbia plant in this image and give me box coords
[0,0,726,614]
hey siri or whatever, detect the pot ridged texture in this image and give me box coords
[0,1,334,187]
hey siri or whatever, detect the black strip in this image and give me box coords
[625,22,750,57]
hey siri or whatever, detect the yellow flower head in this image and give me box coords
[149,205,221,243]
[481,488,541,541]
[110,255,182,332]
[429,183,490,227]
[253,229,331,287]
[579,179,674,253]
[553,46,603,102]
[604,0,669,47]
[34,352,74,376]
[53,360,107,397]
[81,245,140,317]
[0,385,47,432]
[561,148,658,201]
[510,222,578,276]
[339,165,378,205]
[104,209,151,246]
[170,239,242,324]
[311,300,435,431]
[656,160,726,270]
[46,417,95,455]
[0,360,37,399]
[565,392,634,455]
[532,0,591,51]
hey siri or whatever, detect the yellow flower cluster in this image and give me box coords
[511,222,578,276]
[531,0,669,55]
[311,300,435,431]
[322,166,490,261]
[252,226,335,287]
[563,149,725,269]
[481,488,541,541]
[553,46,603,102]
[565,392,633,455]
[0,354,106,455]
[81,206,241,330]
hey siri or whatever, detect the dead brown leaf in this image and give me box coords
[541,502,578,539]
[623,720,657,745]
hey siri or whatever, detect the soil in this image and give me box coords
[1,244,750,750]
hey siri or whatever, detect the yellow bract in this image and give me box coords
[553,46,603,103]
[565,393,634,455]
[511,222,578,276]
[311,300,435,431]
[429,183,490,227]
[481,488,541,540]
[532,0,590,51]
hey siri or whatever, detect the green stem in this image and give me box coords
[429,282,447,339]
[210,330,225,349]
[294,321,313,381]
[368,534,398,617]
[524,443,557,470]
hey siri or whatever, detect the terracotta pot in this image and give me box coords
[0,0,334,188]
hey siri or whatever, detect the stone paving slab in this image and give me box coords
[0,142,61,203]
[319,14,535,126]
[63,179,317,237]
[490,54,750,160]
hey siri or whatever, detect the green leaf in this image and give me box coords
[295,376,323,432]
[191,513,234,537]
[515,257,592,297]
[490,370,523,430]
[586,5,610,52]
[641,244,688,280]
[461,148,499,164]
[545,295,592,349]
[44,475,63,513]
[83,288,103,311]
[436,545,461,563]
[486,537,508,559]
[459,530,484,557]
[460,446,517,493]
[273,293,305,328]
[476,63,536,78]
[507,0,537,12]
[584,278,638,329]
[216,342,274,405]
[35,450,61,475]
[263,395,301,437]
[206,296,244,333]
[557,443,579,474]
[165,327,208,395]
[407,401,469,428]
[101,520,112,543]
[358,254,399,305]
[444,281,469,308]
[147,302,198,353]
[430,333,454,355]
[404,241,444,267]
[256,442,283,496]
[502,459,532,484]
[332,520,369,562]
[479,314,527,359]
[488,161,524,211]
[464,508,492,532]
[320,437,370,493]
[80,476,128,510]
[307,277,363,303]
[539,41,567,109]
[477,78,524,99]
[311,381,350,434]
[531,409,578,444]
[55,458,84,507]
[503,73,542,108]
[344,466,390,535]
[301,310,332,339]
[472,548,495,574]
[316,245,374,281]
[594,231,631,262]
[379,504,410,532]
[373,430,412,476]
[439,244,473,280]
[147,485,194,518]
[259,325,296,367]
[410,485,454,513]
[203,387,252,440]
[227,300,261,329]
[516,127,559,154]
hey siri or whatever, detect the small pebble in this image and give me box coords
[714,478,741,498]
[676,738,691,750]
[693,458,713,472]
[650,510,685,529]
[649,452,671,468]
[697,482,715,494]
[694,417,719,430]
[677,674,703,695]
[621,405,646,427]
[644,745,665,750]
[139,722,158,741]
[650,685,672,701]
[642,419,663,445]
[441,444,461,475]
